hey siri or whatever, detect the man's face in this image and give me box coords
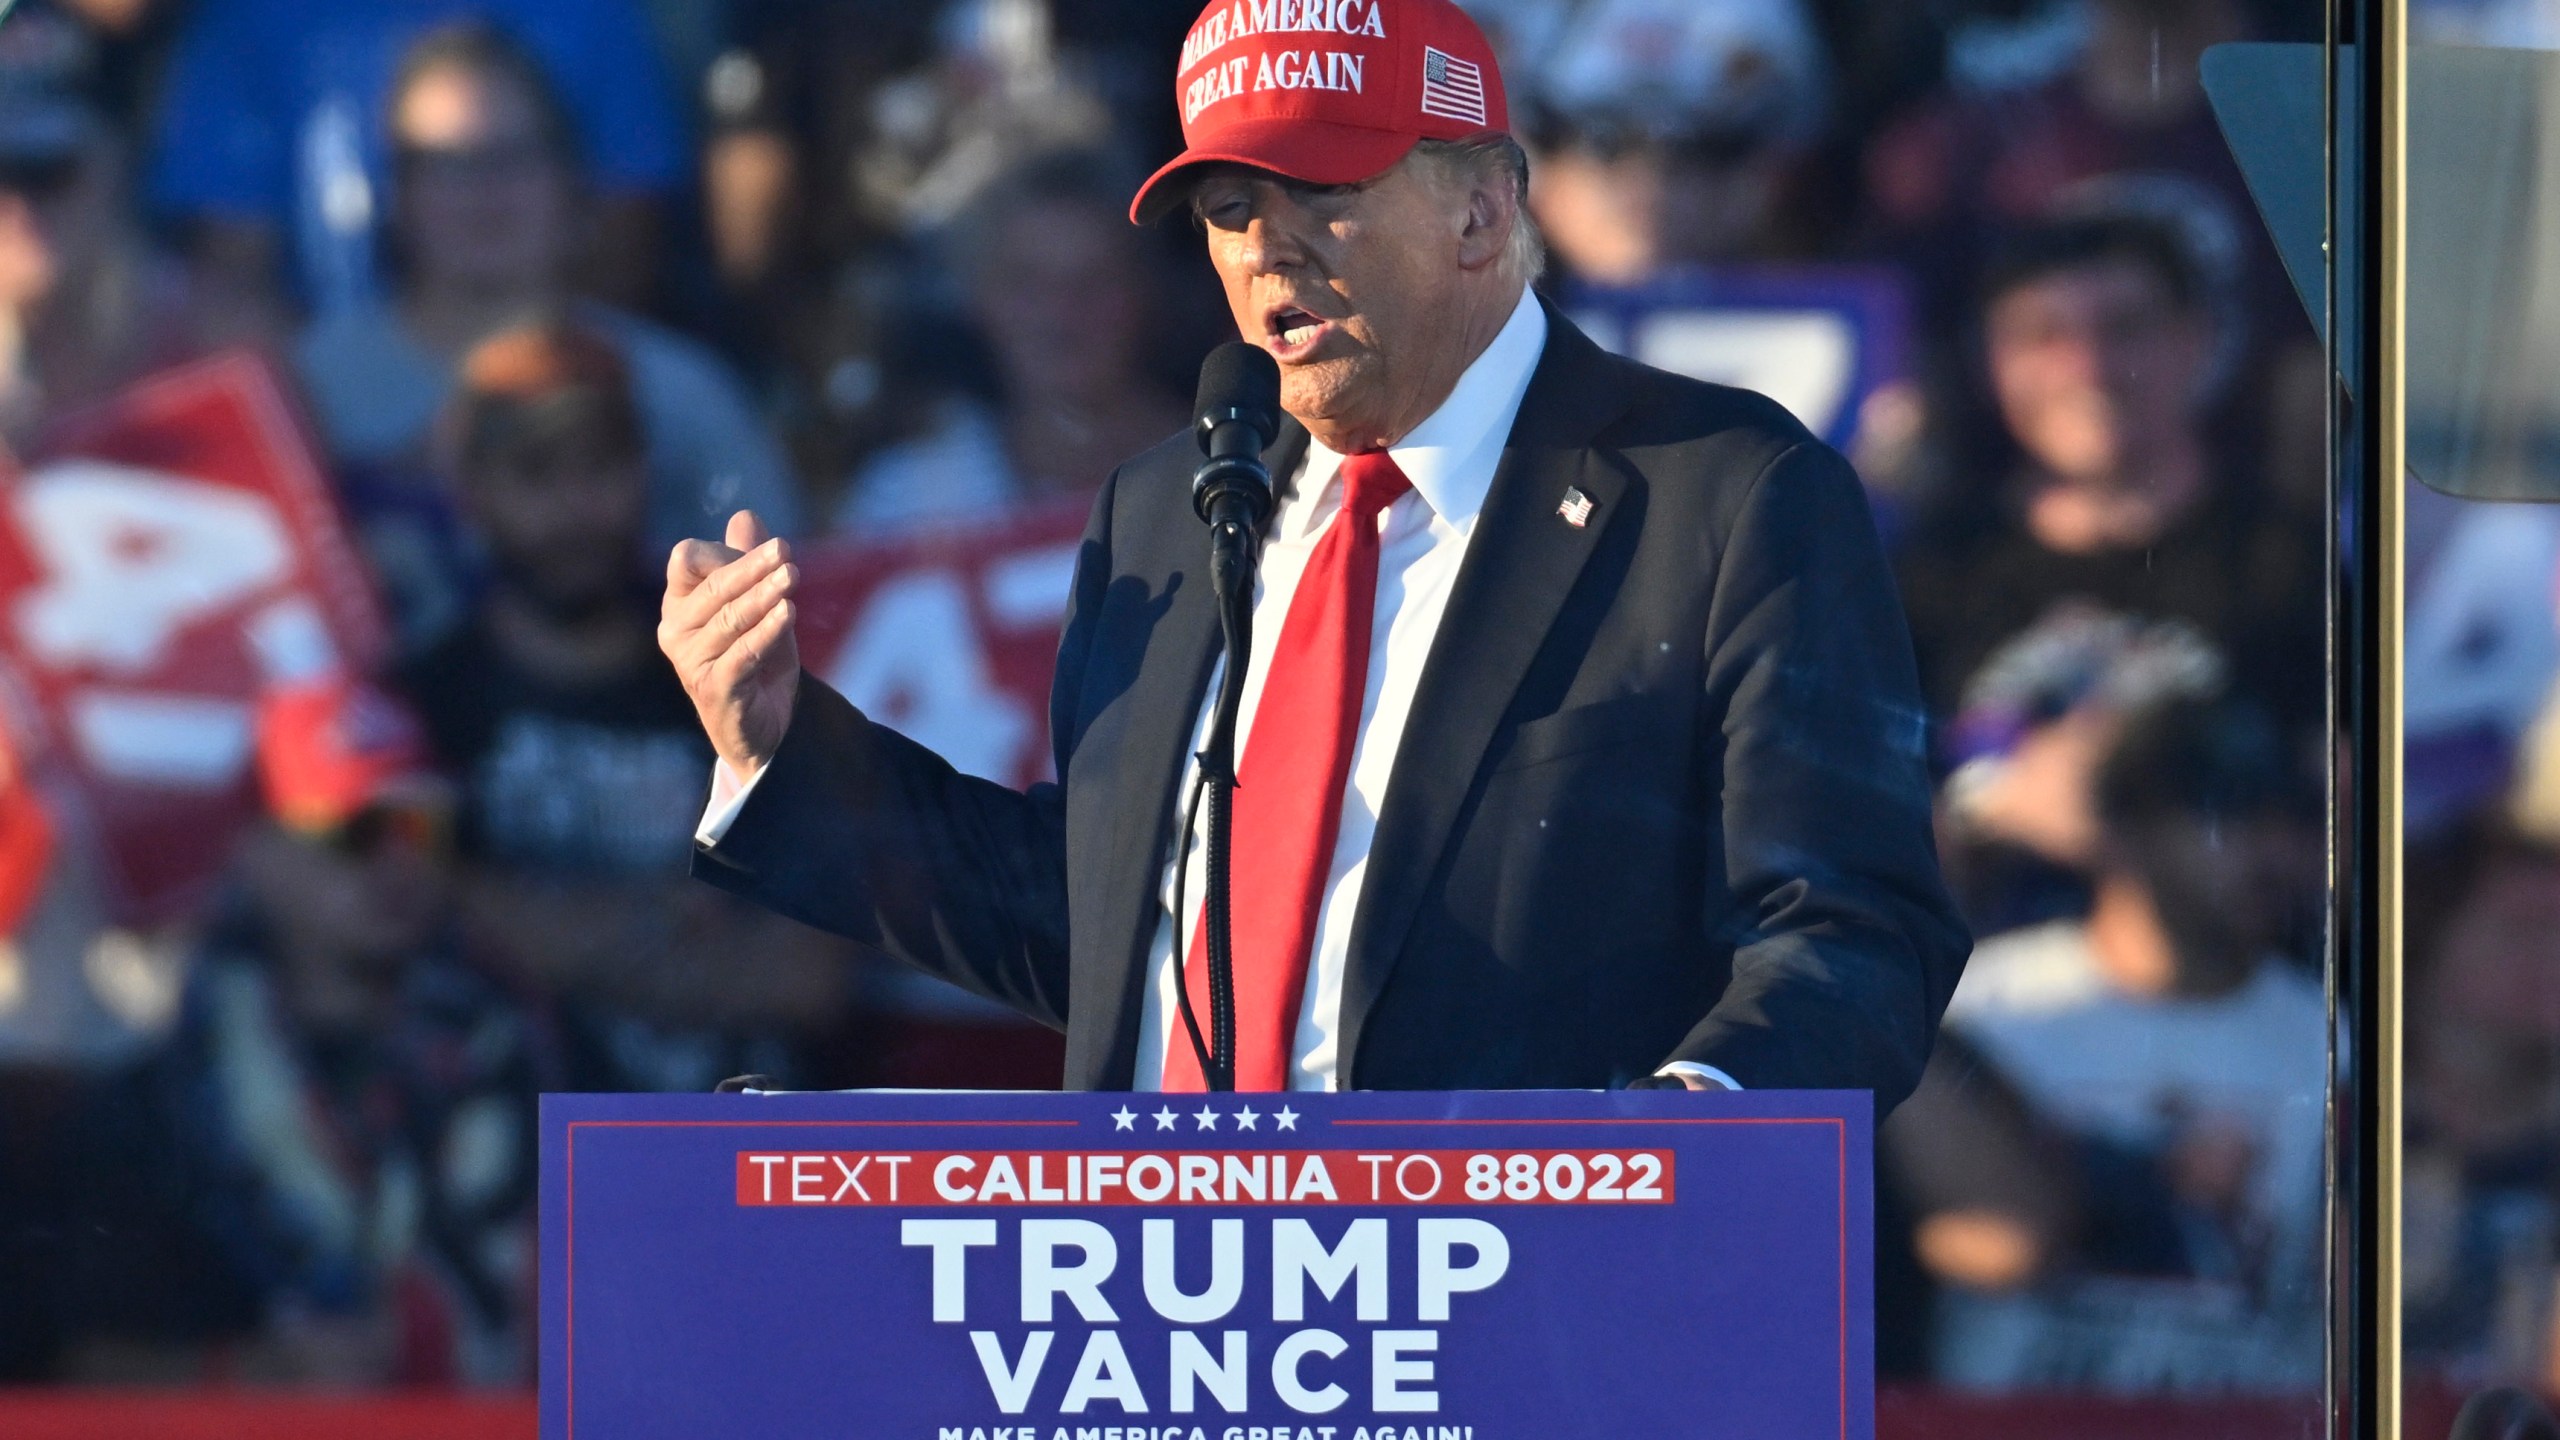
[973,199,1147,404]
[466,434,646,617]
[1191,158,1477,443]
[260,817,453,1036]
[393,62,573,294]
[0,142,113,321]
[1985,257,2211,482]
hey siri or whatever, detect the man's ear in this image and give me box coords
[1455,177,1511,272]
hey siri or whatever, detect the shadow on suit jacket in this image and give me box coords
[693,300,1972,1109]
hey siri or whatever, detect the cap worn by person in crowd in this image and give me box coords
[1129,0,1510,225]
[257,677,449,845]
[445,322,646,473]
[1525,0,1825,151]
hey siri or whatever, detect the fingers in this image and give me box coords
[703,557,798,649]
[708,596,795,692]
[662,553,798,681]
[670,538,794,635]
[666,510,779,603]
[666,537,742,599]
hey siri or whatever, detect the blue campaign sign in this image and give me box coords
[1565,266,1914,455]
[541,1089,1873,1440]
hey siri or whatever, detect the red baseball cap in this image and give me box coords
[256,676,444,838]
[1130,0,1511,224]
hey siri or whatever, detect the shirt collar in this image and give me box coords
[1293,284,1547,535]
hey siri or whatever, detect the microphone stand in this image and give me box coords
[1185,411,1273,1094]
[1197,516,1255,1094]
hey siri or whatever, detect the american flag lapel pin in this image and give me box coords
[1557,486,1594,528]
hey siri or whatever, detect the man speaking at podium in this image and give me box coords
[664,0,1968,1104]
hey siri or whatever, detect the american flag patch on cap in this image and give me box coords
[1557,486,1594,527]
[1421,46,1487,126]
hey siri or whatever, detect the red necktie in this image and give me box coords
[1164,449,1412,1091]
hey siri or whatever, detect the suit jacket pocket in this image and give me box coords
[1491,693,1665,773]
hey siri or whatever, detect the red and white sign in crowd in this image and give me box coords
[0,353,388,925]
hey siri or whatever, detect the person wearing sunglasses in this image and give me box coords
[0,8,205,447]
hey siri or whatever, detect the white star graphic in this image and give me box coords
[1111,1107,1136,1131]
[1233,1107,1260,1131]
[1274,1106,1300,1131]
[1154,1106,1179,1131]
[1194,1107,1220,1130]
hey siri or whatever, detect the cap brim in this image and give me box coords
[1129,117,1423,224]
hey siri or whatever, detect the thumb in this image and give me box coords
[726,509,773,552]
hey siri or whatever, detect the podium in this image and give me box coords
[540,1089,1873,1439]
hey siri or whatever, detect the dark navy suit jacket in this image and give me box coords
[694,304,1971,1109]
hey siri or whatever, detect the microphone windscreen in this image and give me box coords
[1195,342,1281,451]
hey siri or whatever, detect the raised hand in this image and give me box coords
[660,510,801,778]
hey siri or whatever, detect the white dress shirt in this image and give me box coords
[700,285,1734,1093]
[1131,286,1545,1090]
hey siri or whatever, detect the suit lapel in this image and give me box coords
[1335,312,1633,1086]
[1079,419,1311,1089]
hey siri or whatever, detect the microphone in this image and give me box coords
[1191,341,1281,535]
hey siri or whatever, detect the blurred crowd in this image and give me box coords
[0,0,2538,1408]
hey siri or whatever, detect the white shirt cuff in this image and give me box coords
[694,758,769,848]
[1654,1061,1743,1091]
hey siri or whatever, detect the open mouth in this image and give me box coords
[1264,304,1333,362]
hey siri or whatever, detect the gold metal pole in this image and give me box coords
[2374,0,2405,1429]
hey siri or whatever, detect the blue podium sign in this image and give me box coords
[541,1089,1873,1440]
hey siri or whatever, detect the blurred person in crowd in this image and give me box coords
[835,148,1187,535]
[0,6,207,449]
[1862,0,2259,331]
[697,0,956,307]
[1858,0,2332,511]
[2398,487,2560,1381]
[3,682,545,1385]
[144,0,685,324]
[1934,606,2224,929]
[1894,210,2320,732]
[1509,0,1830,286]
[402,322,846,1094]
[59,685,551,1386]
[693,0,961,497]
[2404,835,2560,1383]
[295,23,798,615]
[699,0,1113,320]
[699,0,1183,486]
[1891,620,2325,1390]
[835,0,1115,242]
